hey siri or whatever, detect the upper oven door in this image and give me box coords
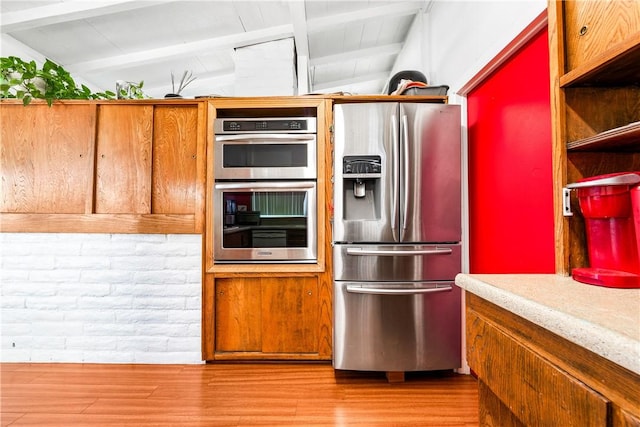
[215,134,317,180]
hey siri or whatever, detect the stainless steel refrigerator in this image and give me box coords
[332,102,462,372]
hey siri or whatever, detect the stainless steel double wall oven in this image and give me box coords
[213,117,318,263]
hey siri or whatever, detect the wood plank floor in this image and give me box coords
[1,362,479,426]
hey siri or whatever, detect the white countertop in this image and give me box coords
[455,273,640,375]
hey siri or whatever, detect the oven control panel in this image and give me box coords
[216,117,317,134]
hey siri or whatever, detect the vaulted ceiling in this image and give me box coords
[1,0,429,98]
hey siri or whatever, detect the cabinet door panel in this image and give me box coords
[215,278,261,352]
[478,381,525,427]
[564,0,640,71]
[261,277,318,353]
[467,308,609,427]
[0,103,95,213]
[95,105,153,213]
[152,106,198,214]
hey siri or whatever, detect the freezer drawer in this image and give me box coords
[333,243,461,282]
[333,281,461,372]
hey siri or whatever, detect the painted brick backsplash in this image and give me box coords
[0,233,203,364]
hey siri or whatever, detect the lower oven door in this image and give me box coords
[333,281,461,372]
[213,181,317,263]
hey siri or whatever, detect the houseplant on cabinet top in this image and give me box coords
[164,70,197,98]
[0,56,146,105]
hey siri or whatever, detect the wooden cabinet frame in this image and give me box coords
[548,0,640,274]
[202,97,334,361]
[0,99,207,234]
[467,293,640,426]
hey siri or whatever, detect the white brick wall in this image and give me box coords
[0,233,203,364]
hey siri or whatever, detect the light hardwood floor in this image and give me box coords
[1,362,479,426]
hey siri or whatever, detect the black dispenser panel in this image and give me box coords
[343,156,382,175]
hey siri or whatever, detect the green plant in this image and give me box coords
[1,56,146,105]
[116,80,147,100]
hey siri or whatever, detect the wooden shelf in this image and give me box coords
[567,121,640,151]
[560,32,640,87]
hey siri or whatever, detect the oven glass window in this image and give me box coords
[223,191,308,249]
[223,144,308,168]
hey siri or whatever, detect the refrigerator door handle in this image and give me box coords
[391,114,400,242]
[400,113,410,241]
[346,247,453,256]
[346,284,453,295]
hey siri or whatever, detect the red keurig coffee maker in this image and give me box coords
[566,172,640,288]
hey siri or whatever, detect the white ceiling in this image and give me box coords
[0,0,429,98]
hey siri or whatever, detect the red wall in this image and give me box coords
[467,27,555,273]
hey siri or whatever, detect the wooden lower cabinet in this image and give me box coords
[212,275,331,359]
[466,293,640,427]
[468,309,608,426]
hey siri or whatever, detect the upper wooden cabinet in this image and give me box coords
[95,104,153,214]
[0,100,206,234]
[0,103,96,214]
[563,0,640,74]
[548,0,640,274]
[152,105,201,215]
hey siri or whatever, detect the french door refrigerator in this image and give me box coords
[332,102,462,372]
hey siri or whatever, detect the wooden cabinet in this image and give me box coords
[152,105,201,215]
[548,1,640,274]
[563,1,640,73]
[467,301,608,426]
[214,276,319,355]
[0,103,96,214]
[95,104,153,213]
[97,104,204,215]
[202,97,335,361]
[466,293,640,426]
[0,100,206,234]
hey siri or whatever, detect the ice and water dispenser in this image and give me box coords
[341,156,382,220]
[565,172,640,288]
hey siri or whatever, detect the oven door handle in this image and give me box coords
[214,181,316,190]
[346,285,452,295]
[346,247,453,256]
[215,134,316,143]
